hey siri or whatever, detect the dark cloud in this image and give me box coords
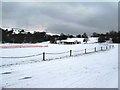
[2,2,118,35]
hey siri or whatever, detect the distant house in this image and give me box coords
[57,37,98,45]
[57,38,81,45]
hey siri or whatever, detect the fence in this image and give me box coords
[43,45,114,61]
[0,45,114,61]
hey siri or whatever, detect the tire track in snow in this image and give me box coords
[1,44,116,88]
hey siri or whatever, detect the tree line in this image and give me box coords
[91,31,120,43]
[0,27,120,43]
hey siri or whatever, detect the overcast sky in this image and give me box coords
[2,2,118,35]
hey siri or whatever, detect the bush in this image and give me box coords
[98,35,106,43]
[83,38,88,43]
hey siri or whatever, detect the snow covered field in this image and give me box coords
[0,39,118,88]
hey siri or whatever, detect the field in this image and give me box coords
[0,38,118,88]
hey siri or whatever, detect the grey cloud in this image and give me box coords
[2,2,118,35]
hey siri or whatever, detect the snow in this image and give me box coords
[46,32,60,36]
[0,41,118,88]
[59,37,98,44]
[2,27,59,35]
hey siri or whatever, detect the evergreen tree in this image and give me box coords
[82,33,88,38]
[76,34,81,38]
[98,34,106,43]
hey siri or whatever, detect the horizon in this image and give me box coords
[1,27,119,36]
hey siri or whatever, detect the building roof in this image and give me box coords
[57,37,98,44]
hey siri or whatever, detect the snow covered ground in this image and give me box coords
[59,37,98,44]
[0,40,118,88]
